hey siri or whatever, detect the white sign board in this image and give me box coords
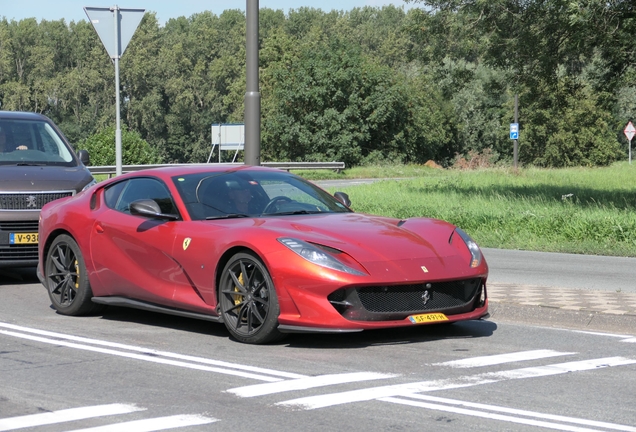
[84,7,145,59]
[624,121,635,142]
[209,124,245,163]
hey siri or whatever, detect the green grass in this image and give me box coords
[317,162,636,257]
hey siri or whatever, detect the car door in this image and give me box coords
[89,177,182,305]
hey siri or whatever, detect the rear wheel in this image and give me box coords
[45,234,101,315]
[219,252,283,344]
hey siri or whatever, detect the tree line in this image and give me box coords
[0,1,634,167]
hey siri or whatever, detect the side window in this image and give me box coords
[108,178,178,216]
[103,181,127,209]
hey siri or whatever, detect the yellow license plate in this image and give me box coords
[408,313,449,324]
[10,232,39,244]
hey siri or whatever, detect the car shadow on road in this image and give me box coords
[0,267,39,285]
[96,307,232,338]
[95,305,497,347]
[282,319,497,349]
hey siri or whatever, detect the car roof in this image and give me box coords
[0,111,51,121]
[110,164,286,182]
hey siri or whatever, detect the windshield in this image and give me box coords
[172,170,352,220]
[0,119,76,166]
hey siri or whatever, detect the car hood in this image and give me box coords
[0,165,93,192]
[258,212,457,260]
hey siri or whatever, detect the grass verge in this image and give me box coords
[317,162,636,257]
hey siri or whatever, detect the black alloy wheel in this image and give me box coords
[45,234,101,316]
[219,252,283,344]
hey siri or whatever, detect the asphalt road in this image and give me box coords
[484,248,636,293]
[1,248,635,431]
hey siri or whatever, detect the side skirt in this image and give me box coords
[92,296,223,323]
[278,324,363,334]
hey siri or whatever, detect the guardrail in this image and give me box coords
[88,161,345,177]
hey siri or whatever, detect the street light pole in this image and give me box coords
[244,0,261,166]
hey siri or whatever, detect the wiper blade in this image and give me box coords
[16,163,46,166]
[206,213,251,220]
[269,210,321,216]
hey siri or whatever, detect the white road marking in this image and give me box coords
[0,322,305,381]
[622,338,636,343]
[0,404,144,432]
[381,397,617,432]
[227,372,397,397]
[572,330,632,339]
[66,414,218,432]
[0,329,282,382]
[432,349,575,368]
[277,357,636,410]
[390,394,636,432]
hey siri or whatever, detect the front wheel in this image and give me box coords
[219,252,283,344]
[45,234,101,316]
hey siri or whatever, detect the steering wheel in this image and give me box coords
[263,196,292,214]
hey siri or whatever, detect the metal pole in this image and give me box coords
[244,0,260,166]
[113,5,123,176]
[630,138,632,165]
[513,94,518,169]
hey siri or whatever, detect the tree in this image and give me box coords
[79,126,161,166]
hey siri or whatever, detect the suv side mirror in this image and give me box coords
[77,149,90,166]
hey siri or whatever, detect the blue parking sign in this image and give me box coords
[510,123,519,140]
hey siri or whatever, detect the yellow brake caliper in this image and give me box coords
[234,273,244,305]
[74,259,80,289]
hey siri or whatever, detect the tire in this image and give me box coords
[45,234,101,316]
[219,252,284,344]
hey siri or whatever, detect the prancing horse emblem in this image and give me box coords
[421,266,429,273]
[421,290,431,305]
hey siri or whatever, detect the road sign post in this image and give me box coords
[624,121,635,165]
[84,6,145,176]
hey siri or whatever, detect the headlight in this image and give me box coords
[278,238,366,275]
[454,228,482,268]
[81,178,97,192]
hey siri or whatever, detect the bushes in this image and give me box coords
[79,126,162,166]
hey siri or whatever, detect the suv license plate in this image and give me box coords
[10,233,39,244]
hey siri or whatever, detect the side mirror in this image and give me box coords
[333,192,351,207]
[130,199,179,220]
[77,149,90,166]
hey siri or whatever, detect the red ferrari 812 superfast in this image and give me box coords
[38,165,489,344]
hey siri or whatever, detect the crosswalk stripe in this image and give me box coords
[0,322,304,380]
[0,404,144,431]
[0,329,282,382]
[66,414,218,432]
[389,394,636,432]
[227,372,397,397]
[380,397,604,432]
[432,350,576,368]
[277,356,636,410]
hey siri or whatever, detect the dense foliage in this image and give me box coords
[79,126,161,166]
[0,2,634,167]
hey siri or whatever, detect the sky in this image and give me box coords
[1,1,416,25]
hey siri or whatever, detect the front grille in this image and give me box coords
[0,191,73,210]
[0,244,38,260]
[357,279,480,313]
[0,221,39,231]
[328,278,483,321]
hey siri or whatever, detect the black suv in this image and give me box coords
[0,111,95,268]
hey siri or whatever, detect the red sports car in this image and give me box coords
[38,165,489,344]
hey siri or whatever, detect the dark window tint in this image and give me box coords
[104,181,127,209]
[106,178,178,216]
